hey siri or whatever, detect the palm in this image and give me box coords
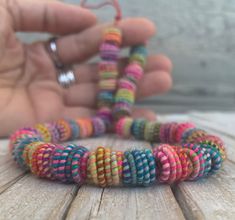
[0,18,70,133]
[0,0,172,137]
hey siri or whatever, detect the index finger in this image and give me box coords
[54,17,156,64]
[6,0,96,34]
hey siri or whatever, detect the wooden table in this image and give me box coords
[0,112,235,220]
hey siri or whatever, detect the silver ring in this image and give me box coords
[57,68,77,89]
[46,37,64,69]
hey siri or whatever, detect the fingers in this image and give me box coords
[55,17,156,64]
[64,70,172,107]
[63,106,95,119]
[0,7,10,57]
[6,0,96,34]
[62,106,156,122]
[132,108,157,121]
[73,54,172,84]
[136,70,172,98]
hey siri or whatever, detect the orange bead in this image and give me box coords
[104,27,122,46]
[96,147,106,187]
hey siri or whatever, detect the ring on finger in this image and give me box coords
[57,67,77,89]
[46,37,64,69]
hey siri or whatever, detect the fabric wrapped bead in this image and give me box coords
[70,146,88,185]
[125,63,144,83]
[97,107,113,127]
[192,135,226,160]
[104,27,122,46]
[125,151,137,185]
[67,120,80,140]
[35,124,52,142]
[112,45,146,121]
[96,147,106,187]
[44,123,61,143]
[174,123,195,143]
[99,79,117,91]
[91,117,106,136]
[100,43,120,61]
[13,136,43,170]
[130,45,148,67]
[131,119,147,140]
[28,142,46,175]
[9,129,41,152]
[154,145,177,184]
[55,119,72,142]
[98,91,114,108]
[76,119,93,138]
[104,148,113,186]
[116,117,133,138]
[186,129,207,143]
[110,152,120,185]
[118,78,137,92]
[144,122,156,142]
[132,150,144,185]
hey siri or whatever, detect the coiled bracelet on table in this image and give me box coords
[9,2,226,188]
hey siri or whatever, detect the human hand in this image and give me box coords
[0,0,172,137]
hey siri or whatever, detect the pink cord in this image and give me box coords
[80,0,122,22]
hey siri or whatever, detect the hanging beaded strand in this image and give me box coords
[81,0,123,131]
[96,27,122,129]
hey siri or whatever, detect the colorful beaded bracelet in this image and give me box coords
[8,0,227,188]
[9,119,226,187]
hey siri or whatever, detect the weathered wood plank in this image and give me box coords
[0,160,27,194]
[1,113,235,220]
[65,136,115,220]
[173,161,235,220]
[158,113,235,163]
[160,113,235,219]
[66,138,185,220]
[0,139,27,194]
[159,113,235,220]
[97,184,185,220]
[0,137,108,220]
[0,174,78,220]
[189,112,235,163]
[0,140,12,166]
[98,138,184,220]
[190,112,235,137]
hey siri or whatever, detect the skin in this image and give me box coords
[0,0,172,137]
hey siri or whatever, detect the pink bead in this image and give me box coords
[116,117,133,138]
[99,61,117,72]
[100,43,120,60]
[118,78,136,91]
[175,123,195,143]
[125,63,143,82]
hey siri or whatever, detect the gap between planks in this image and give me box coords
[1,113,235,220]
[65,137,185,220]
[159,113,235,220]
[0,137,185,220]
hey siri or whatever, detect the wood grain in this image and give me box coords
[173,161,235,220]
[0,174,78,220]
[0,113,235,219]
[0,140,27,194]
[159,113,235,220]
[66,138,185,220]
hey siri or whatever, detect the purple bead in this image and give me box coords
[100,43,120,61]
[91,117,106,136]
